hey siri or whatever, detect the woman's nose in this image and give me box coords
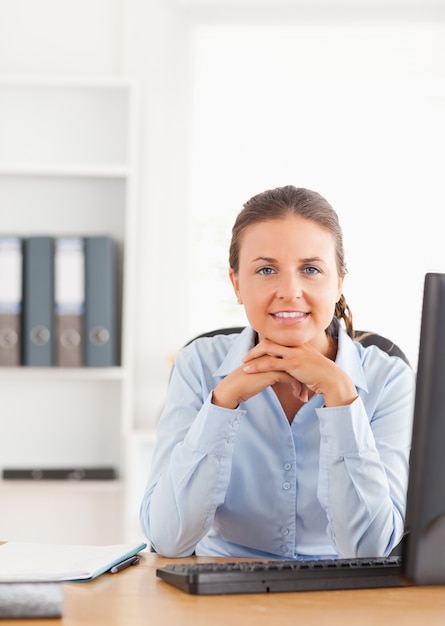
[277,273,303,300]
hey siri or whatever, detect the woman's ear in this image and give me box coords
[337,275,345,301]
[229,268,242,304]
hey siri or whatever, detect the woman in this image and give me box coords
[140,185,415,560]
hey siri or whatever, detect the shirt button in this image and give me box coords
[284,463,292,471]
[226,436,235,444]
[281,527,289,536]
[282,482,291,490]
[281,545,289,554]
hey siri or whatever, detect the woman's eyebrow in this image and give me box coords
[250,256,276,264]
[301,256,326,264]
[250,256,327,265]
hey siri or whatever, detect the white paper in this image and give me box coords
[0,541,147,582]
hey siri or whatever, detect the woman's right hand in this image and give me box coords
[211,362,307,409]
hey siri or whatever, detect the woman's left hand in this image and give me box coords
[242,339,358,407]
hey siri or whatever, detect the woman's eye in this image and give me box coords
[303,266,321,276]
[257,266,275,276]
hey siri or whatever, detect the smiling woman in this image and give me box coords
[228,188,347,352]
[140,184,415,561]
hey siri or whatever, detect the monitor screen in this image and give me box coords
[403,272,445,584]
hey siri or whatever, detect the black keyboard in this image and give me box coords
[156,556,408,595]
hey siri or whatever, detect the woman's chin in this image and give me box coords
[258,327,308,348]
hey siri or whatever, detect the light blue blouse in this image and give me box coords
[140,326,415,559]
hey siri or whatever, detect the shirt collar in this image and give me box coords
[336,325,369,393]
[213,327,257,378]
[213,325,368,393]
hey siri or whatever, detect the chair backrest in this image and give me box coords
[352,330,410,365]
[186,327,410,366]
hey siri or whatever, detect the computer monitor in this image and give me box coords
[403,272,445,584]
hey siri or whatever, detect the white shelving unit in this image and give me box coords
[0,77,139,544]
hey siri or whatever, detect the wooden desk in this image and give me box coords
[5,552,445,626]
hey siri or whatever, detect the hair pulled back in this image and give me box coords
[229,185,354,338]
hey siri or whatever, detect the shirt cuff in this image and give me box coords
[316,397,374,457]
[185,392,246,456]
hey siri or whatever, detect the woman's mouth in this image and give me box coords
[271,311,308,322]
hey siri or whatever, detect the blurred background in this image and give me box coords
[1,0,444,431]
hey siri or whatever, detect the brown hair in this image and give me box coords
[229,185,354,338]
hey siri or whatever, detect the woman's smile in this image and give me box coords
[271,310,309,324]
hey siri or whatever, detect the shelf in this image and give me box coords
[0,367,128,382]
[0,164,130,178]
[0,78,138,544]
[0,479,124,495]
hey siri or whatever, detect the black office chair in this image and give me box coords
[352,330,410,365]
[185,326,410,366]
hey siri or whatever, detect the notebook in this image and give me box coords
[0,541,147,582]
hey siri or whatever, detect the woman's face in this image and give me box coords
[229,215,344,352]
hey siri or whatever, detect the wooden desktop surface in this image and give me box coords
[5,552,445,626]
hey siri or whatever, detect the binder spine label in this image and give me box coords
[55,238,85,367]
[0,237,22,366]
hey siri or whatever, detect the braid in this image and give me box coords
[334,294,354,339]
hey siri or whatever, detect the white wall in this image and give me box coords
[1,0,444,430]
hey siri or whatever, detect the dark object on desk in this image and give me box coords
[403,272,445,584]
[110,555,140,574]
[2,467,117,480]
[0,582,63,618]
[156,556,407,595]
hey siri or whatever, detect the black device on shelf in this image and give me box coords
[2,467,117,480]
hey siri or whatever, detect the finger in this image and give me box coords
[242,363,308,401]
[235,370,299,404]
[243,354,290,374]
[243,339,291,363]
[293,383,309,403]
